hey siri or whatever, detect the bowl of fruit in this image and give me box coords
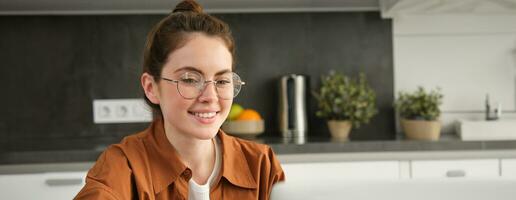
[221,104,264,138]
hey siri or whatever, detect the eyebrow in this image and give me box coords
[173,66,231,76]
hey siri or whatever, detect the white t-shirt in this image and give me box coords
[188,137,221,200]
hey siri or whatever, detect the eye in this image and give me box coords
[215,79,231,86]
[179,71,202,85]
[180,78,200,85]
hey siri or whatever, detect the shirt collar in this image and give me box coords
[143,119,187,194]
[142,119,257,195]
[218,129,258,189]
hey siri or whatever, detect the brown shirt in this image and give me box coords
[74,119,285,200]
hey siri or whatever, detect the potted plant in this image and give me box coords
[313,71,377,141]
[394,87,443,140]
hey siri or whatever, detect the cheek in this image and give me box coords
[160,91,190,116]
[220,100,233,115]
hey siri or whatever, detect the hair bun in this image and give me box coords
[173,0,203,13]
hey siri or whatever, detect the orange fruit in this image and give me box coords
[236,109,262,121]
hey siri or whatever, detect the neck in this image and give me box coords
[163,122,216,184]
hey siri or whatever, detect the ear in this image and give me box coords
[141,72,160,104]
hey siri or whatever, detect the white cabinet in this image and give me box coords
[411,159,499,179]
[0,171,87,200]
[281,161,401,182]
[281,159,502,182]
[274,158,516,200]
[501,158,516,178]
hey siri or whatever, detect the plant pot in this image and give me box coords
[401,119,441,140]
[327,120,352,141]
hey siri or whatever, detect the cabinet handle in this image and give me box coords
[45,178,83,186]
[446,170,466,178]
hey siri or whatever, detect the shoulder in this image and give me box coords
[229,135,274,158]
[76,132,149,199]
[224,134,283,174]
[75,145,133,199]
[94,130,148,170]
[118,131,147,151]
[222,134,286,195]
[232,136,270,151]
[88,132,146,180]
[86,145,131,185]
[91,131,147,170]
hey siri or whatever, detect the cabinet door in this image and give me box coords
[281,161,400,182]
[0,171,86,200]
[501,158,516,178]
[411,159,499,179]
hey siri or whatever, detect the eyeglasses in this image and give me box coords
[161,71,245,100]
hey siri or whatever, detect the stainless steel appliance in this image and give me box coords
[278,74,308,143]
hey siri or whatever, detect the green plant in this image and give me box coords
[313,71,377,128]
[394,86,443,120]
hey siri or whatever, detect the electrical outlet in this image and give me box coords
[93,99,152,124]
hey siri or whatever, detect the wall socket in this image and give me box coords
[93,99,152,124]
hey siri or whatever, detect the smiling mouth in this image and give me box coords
[188,111,220,119]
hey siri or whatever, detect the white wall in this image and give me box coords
[393,14,516,134]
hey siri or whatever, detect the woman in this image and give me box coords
[74,0,285,199]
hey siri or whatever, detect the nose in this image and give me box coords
[197,81,218,102]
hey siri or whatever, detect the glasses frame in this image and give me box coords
[160,71,246,100]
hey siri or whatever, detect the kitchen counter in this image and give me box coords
[2,133,516,174]
[265,134,516,154]
[2,134,516,165]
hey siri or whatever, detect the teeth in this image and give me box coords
[192,112,216,118]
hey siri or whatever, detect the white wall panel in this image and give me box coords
[394,33,515,111]
[393,14,516,134]
[394,15,516,35]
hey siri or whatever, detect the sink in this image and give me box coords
[456,119,516,141]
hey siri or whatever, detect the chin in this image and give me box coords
[190,127,220,140]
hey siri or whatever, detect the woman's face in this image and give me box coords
[157,33,233,140]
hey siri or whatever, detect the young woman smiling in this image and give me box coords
[74,0,285,199]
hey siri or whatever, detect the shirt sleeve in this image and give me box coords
[74,146,134,200]
[265,147,286,198]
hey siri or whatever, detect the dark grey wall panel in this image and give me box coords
[222,12,394,140]
[0,16,158,151]
[0,12,393,151]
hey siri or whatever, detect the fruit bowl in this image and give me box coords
[221,120,264,138]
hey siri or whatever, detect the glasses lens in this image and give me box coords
[176,71,244,100]
[177,71,203,99]
[231,73,243,98]
[215,72,236,100]
[215,72,243,99]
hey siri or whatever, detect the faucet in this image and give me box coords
[485,94,501,121]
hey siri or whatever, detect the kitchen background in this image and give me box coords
[0,0,515,152]
[2,1,516,199]
[0,12,394,152]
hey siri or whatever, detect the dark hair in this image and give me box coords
[142,0,235,118]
